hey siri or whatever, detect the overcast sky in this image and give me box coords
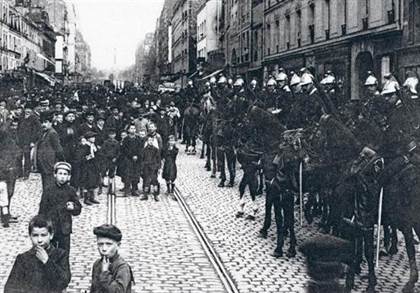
[71,0,164,71]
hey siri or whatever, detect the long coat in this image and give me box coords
[79,144,100,189]
[39,183,82,235]
[4,247,71,293]
[120,135,142,182]
[162,146,178,181]
[17,115,42,147]
[36,128,64,175]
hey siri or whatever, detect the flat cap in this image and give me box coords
[54,161,71,172]
[84,131,97,139]
[94,224,122,241]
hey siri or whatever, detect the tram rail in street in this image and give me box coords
[174,186,240,293]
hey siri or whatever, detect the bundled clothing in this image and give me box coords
[142,144,161,190]
[98,137,120,178]
[79,141,100,190]
[36,128,64,191]
[120,135,143,192]
[39,182,82,253]
[5,246,71,293]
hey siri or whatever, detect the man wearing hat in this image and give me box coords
[39,161,82,255]
[37,111,65,191]
[105,106,123,140]
[79,110,98,138]
[17,107,42,179]
[91,224,134,293]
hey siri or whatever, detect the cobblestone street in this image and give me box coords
[0,146,419,293]
[0,173,226,293]
[176,145,419,293]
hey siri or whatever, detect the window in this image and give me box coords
[309,3,315,43]
[325,0,331,39]
[285,14,291,49]
[296,9,302,47]
[409,0,415,43]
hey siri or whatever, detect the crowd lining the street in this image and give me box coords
[0,66,420,292]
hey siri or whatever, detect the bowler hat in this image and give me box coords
[40,111,54,123]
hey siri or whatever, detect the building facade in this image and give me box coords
[171,0,203,86]
[0,0,56,73]
[263,0,402,99]
[156,0,175,80]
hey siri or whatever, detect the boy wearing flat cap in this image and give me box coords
[90,224,134,293]
[39,162,82,255]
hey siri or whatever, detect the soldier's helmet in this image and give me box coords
[275,72,288,82]
[403,76,419,95]
[320,74,336,85]
[364,71,378,86]
[250,79,258,86]
[234,78,245,87]
[218,76,227,84]
[290,72,301,86]
[381,74,400,96]
[300,73,314,86]
[210,76,217,84]
[228,78,233,85]
[187,80,194,86]
[205,81,211,88]
[266,78,277,86]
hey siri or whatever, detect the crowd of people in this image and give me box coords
[0,65,420,292]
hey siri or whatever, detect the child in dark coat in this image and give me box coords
[39,162,82,254]
[120,124,142,197]
[5,215,71,293]
[162,135,178,201]
[98,128,120,195]
[80,131,101,205]
[141,134,161,201]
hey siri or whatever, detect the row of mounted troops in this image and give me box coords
[190,68,420,293]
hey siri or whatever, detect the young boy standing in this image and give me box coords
[90,224,134,293]
[120,124,142,197]
[98,128,120,195]
[39,162,82,254]
[162,135,179,201]
[5,215,71,293]
[141,134,161,201]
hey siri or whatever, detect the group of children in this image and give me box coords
[74,119,179,204]
[5,215,133,293]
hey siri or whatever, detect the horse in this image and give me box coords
[246,106,298,256]
[183,102,201,155]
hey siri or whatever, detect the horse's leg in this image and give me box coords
[259,184,273,238]
[401,226,418,293]
[218,149,226,187]
[205,143,211,170]
[363,228,376,293]
[257,171,264,195]
[211,145,217,178]
[285,191,297,258]
[272,192,284,257]
[389,225,398,255]
[200,141,205,159]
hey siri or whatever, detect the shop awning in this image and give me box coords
[201,69,223,80]
[34,71,56,86]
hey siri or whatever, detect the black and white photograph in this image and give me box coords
[0,0,419,292]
